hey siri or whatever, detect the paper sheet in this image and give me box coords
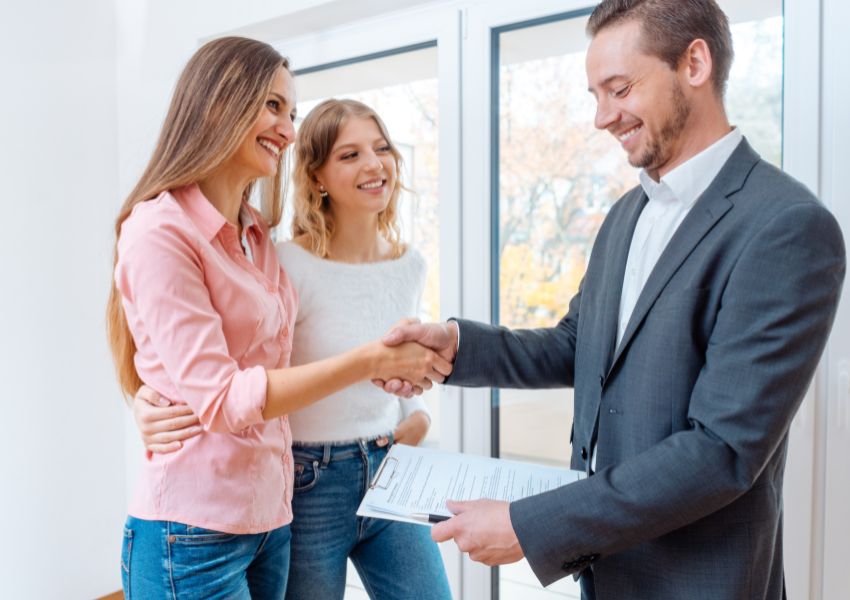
[357,444,584,526]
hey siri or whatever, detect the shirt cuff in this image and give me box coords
[448,318,461,355]
[214,365,268,432]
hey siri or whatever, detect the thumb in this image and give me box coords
[382,323,424,346]
[137,386,169,407]
[431,518,455,543]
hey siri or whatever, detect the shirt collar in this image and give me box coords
[239,202,266,243]
[173,183,265,242]
[639,127,743,208]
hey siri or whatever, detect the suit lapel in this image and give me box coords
[607,139,760,373]
[598,188,648,371]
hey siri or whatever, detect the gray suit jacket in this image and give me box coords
[448,140,845,599]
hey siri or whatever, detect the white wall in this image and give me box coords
[0,0,124,597]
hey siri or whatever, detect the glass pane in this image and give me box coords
[494,2,782,597]
[288,48,439,600]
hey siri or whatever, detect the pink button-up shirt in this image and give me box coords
[115,184,298,534]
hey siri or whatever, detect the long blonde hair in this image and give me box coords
[107,36,290,397]
[291,99,404,258]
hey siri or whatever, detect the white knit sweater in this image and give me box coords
[276,241,431,443]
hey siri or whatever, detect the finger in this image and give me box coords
[431,519,457,543]
[411,386,423,396]
[397,381,413,396]
[147,441,183,454]
[427,369,446,384]
[393,317,421,328]
[372,378,386,388]
[139,414,201,437]
[139,407,199,428]
[137,386,168,407]
[159,414,202,432]
[149,425,203,444]
[382,323,427,347]
[413,378,433,391]
[383,378,403,394]
[137,401,196,420]
[445,499,470,514]
[431,355,454,377]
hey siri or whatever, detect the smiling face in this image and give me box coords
[313,116,398,218]
[586,19,693,180]
[227,66,297,180]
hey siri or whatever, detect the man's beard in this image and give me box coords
[631,81,691,171]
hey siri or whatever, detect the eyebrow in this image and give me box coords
[332,137,389,153]
[270,92,295,114]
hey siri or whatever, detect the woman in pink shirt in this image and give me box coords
[107,37,449,599]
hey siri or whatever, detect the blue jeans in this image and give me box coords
[121,516,291,599]
[286,437,452,600]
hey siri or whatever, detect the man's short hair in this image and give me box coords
[587,0,734,97]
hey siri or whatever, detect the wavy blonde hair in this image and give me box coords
[107,36,291,397]
[291,99,404,258]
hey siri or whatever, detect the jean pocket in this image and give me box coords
[293,459,320,494]
[121,527,134,598]
[168,524,238,545]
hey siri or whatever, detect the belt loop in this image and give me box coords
[321,443,331,468]
[358,439,368,455]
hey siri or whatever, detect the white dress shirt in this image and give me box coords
[592,127,744,471]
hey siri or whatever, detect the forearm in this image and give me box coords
[449,317,577,388]
[511,425,746,584]
[263,343,376,420]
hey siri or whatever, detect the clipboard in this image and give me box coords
[357,444,584,526]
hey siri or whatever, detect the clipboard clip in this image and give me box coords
[370,456,399,490]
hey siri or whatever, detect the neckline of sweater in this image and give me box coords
[281,239,415,271]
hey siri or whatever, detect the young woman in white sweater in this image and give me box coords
[132,99,451,599]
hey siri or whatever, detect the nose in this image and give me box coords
[594,96,619,131]
[364,149,383,172]
[276,114,295,145]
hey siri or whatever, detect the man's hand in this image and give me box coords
[431,499,524,566]
[133,385,202,453]
[374,321,459,397]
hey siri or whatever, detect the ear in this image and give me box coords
[681,38,713,90]
[310,174,325,195]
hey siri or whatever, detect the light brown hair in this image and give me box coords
[291,99,404,258]
[587,0,734,97]
[107,36,290,397]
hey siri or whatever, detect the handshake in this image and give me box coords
[369,319,460,397]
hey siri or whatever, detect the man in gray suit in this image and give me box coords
[379,0,845,597]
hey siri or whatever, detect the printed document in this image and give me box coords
[357,444,584,526]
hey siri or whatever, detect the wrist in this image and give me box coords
[446,321,459,361]
[363,340,384,379]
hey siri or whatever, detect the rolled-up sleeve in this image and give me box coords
[116,224,267,433]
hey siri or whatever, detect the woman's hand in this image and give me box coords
[133,385,202,453]
[393,411,431,446]
[367,340,453,391]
